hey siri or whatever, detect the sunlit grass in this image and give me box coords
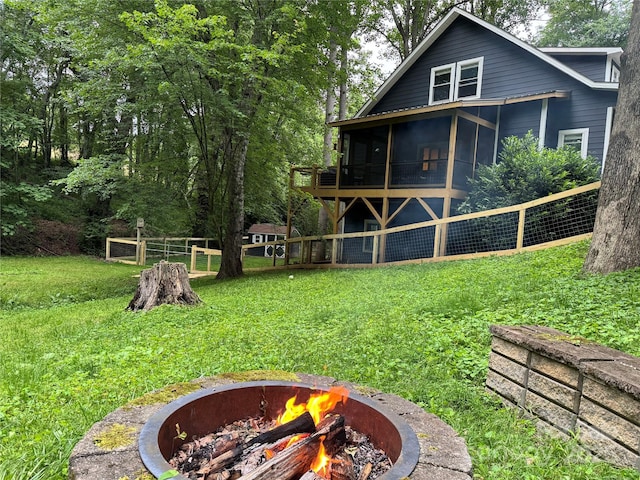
[1,242,639,479]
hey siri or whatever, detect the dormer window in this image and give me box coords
[429,57,484,105]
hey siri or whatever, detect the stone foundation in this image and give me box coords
[487,325,640,471]
[69,372,473,480]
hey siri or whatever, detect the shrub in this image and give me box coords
[448,132,601,255]
[458,131,600,213]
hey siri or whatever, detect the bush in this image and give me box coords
[458,131,601,213]
[447,132,601,255]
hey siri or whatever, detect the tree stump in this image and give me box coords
[127,261,202,311]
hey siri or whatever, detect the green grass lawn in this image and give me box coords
[1,243,639,480]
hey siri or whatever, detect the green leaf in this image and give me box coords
[158,469,180,480]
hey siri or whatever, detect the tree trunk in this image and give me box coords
[217,134,249,279]
[583,1,640,274]
[315,40,338,261]
[127,261,201,311]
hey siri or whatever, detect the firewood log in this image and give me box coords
[197,412,316,476]
[237,415,346,480]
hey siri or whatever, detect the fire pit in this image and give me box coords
[139,381,419,479]
[68,373,473,480]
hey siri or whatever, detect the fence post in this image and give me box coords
[517,208,526,250]
[272,240,278,267]
[106,238,112,261]
[190,246,198,272]
[433,225,441,258]
[372,235,379,264]
[331,238,338,265]
[141,240,147,266]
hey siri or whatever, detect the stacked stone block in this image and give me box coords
[486,325,640,471]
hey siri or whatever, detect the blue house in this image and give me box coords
[293,7,619,262]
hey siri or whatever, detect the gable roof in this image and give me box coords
[248,223,288,235]
[357,7,619,118]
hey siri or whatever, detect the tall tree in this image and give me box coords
[583,0,639,274]
[368,0,545,63]
[122,0,326,278]
[369,0,448,61]
[0,1,52,236]
[536,0,632,47]
[315,0,370,245]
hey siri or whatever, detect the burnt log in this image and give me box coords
[199,412,317,475]
[127,261,201,311]
[331,452,356,480]
[237,415,346,480]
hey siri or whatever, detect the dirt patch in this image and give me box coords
[1,219,82,255]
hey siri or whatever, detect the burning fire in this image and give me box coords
[277,385,350,425]
[275,386,350,477]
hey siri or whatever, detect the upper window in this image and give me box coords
[558,128,589,159]
[429,57,484,105]
[429,63,455,104]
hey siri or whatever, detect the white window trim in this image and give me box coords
[454,57,484,101]
[605,57,620,83]
[429,62,456,105]
[429,57,484,105]
[558,128,589,159]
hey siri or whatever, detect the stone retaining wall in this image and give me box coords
[487,325,640,471]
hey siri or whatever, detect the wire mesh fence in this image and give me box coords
[287,182,600,267]
[107,183,599,272]
[106,237,217,268]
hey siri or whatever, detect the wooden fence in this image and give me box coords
[107,182,600,274]
[285,181,600,268]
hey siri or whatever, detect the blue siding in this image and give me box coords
[498,101,543,152]
[368,16,617,163]
[545,54,607,82]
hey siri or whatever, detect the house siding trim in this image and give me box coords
[539,98,549,149]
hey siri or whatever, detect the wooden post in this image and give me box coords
[190,246,198,272]
[136,218,144,265]
[372,235,379,264]
[516,207,526,250]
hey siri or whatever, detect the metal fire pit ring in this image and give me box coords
[139,381,420,480]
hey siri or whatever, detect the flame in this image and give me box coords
[310,436,333,477]
[277,386,349,425]
[273,386,349,479]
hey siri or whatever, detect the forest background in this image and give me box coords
[0,0,632,271]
